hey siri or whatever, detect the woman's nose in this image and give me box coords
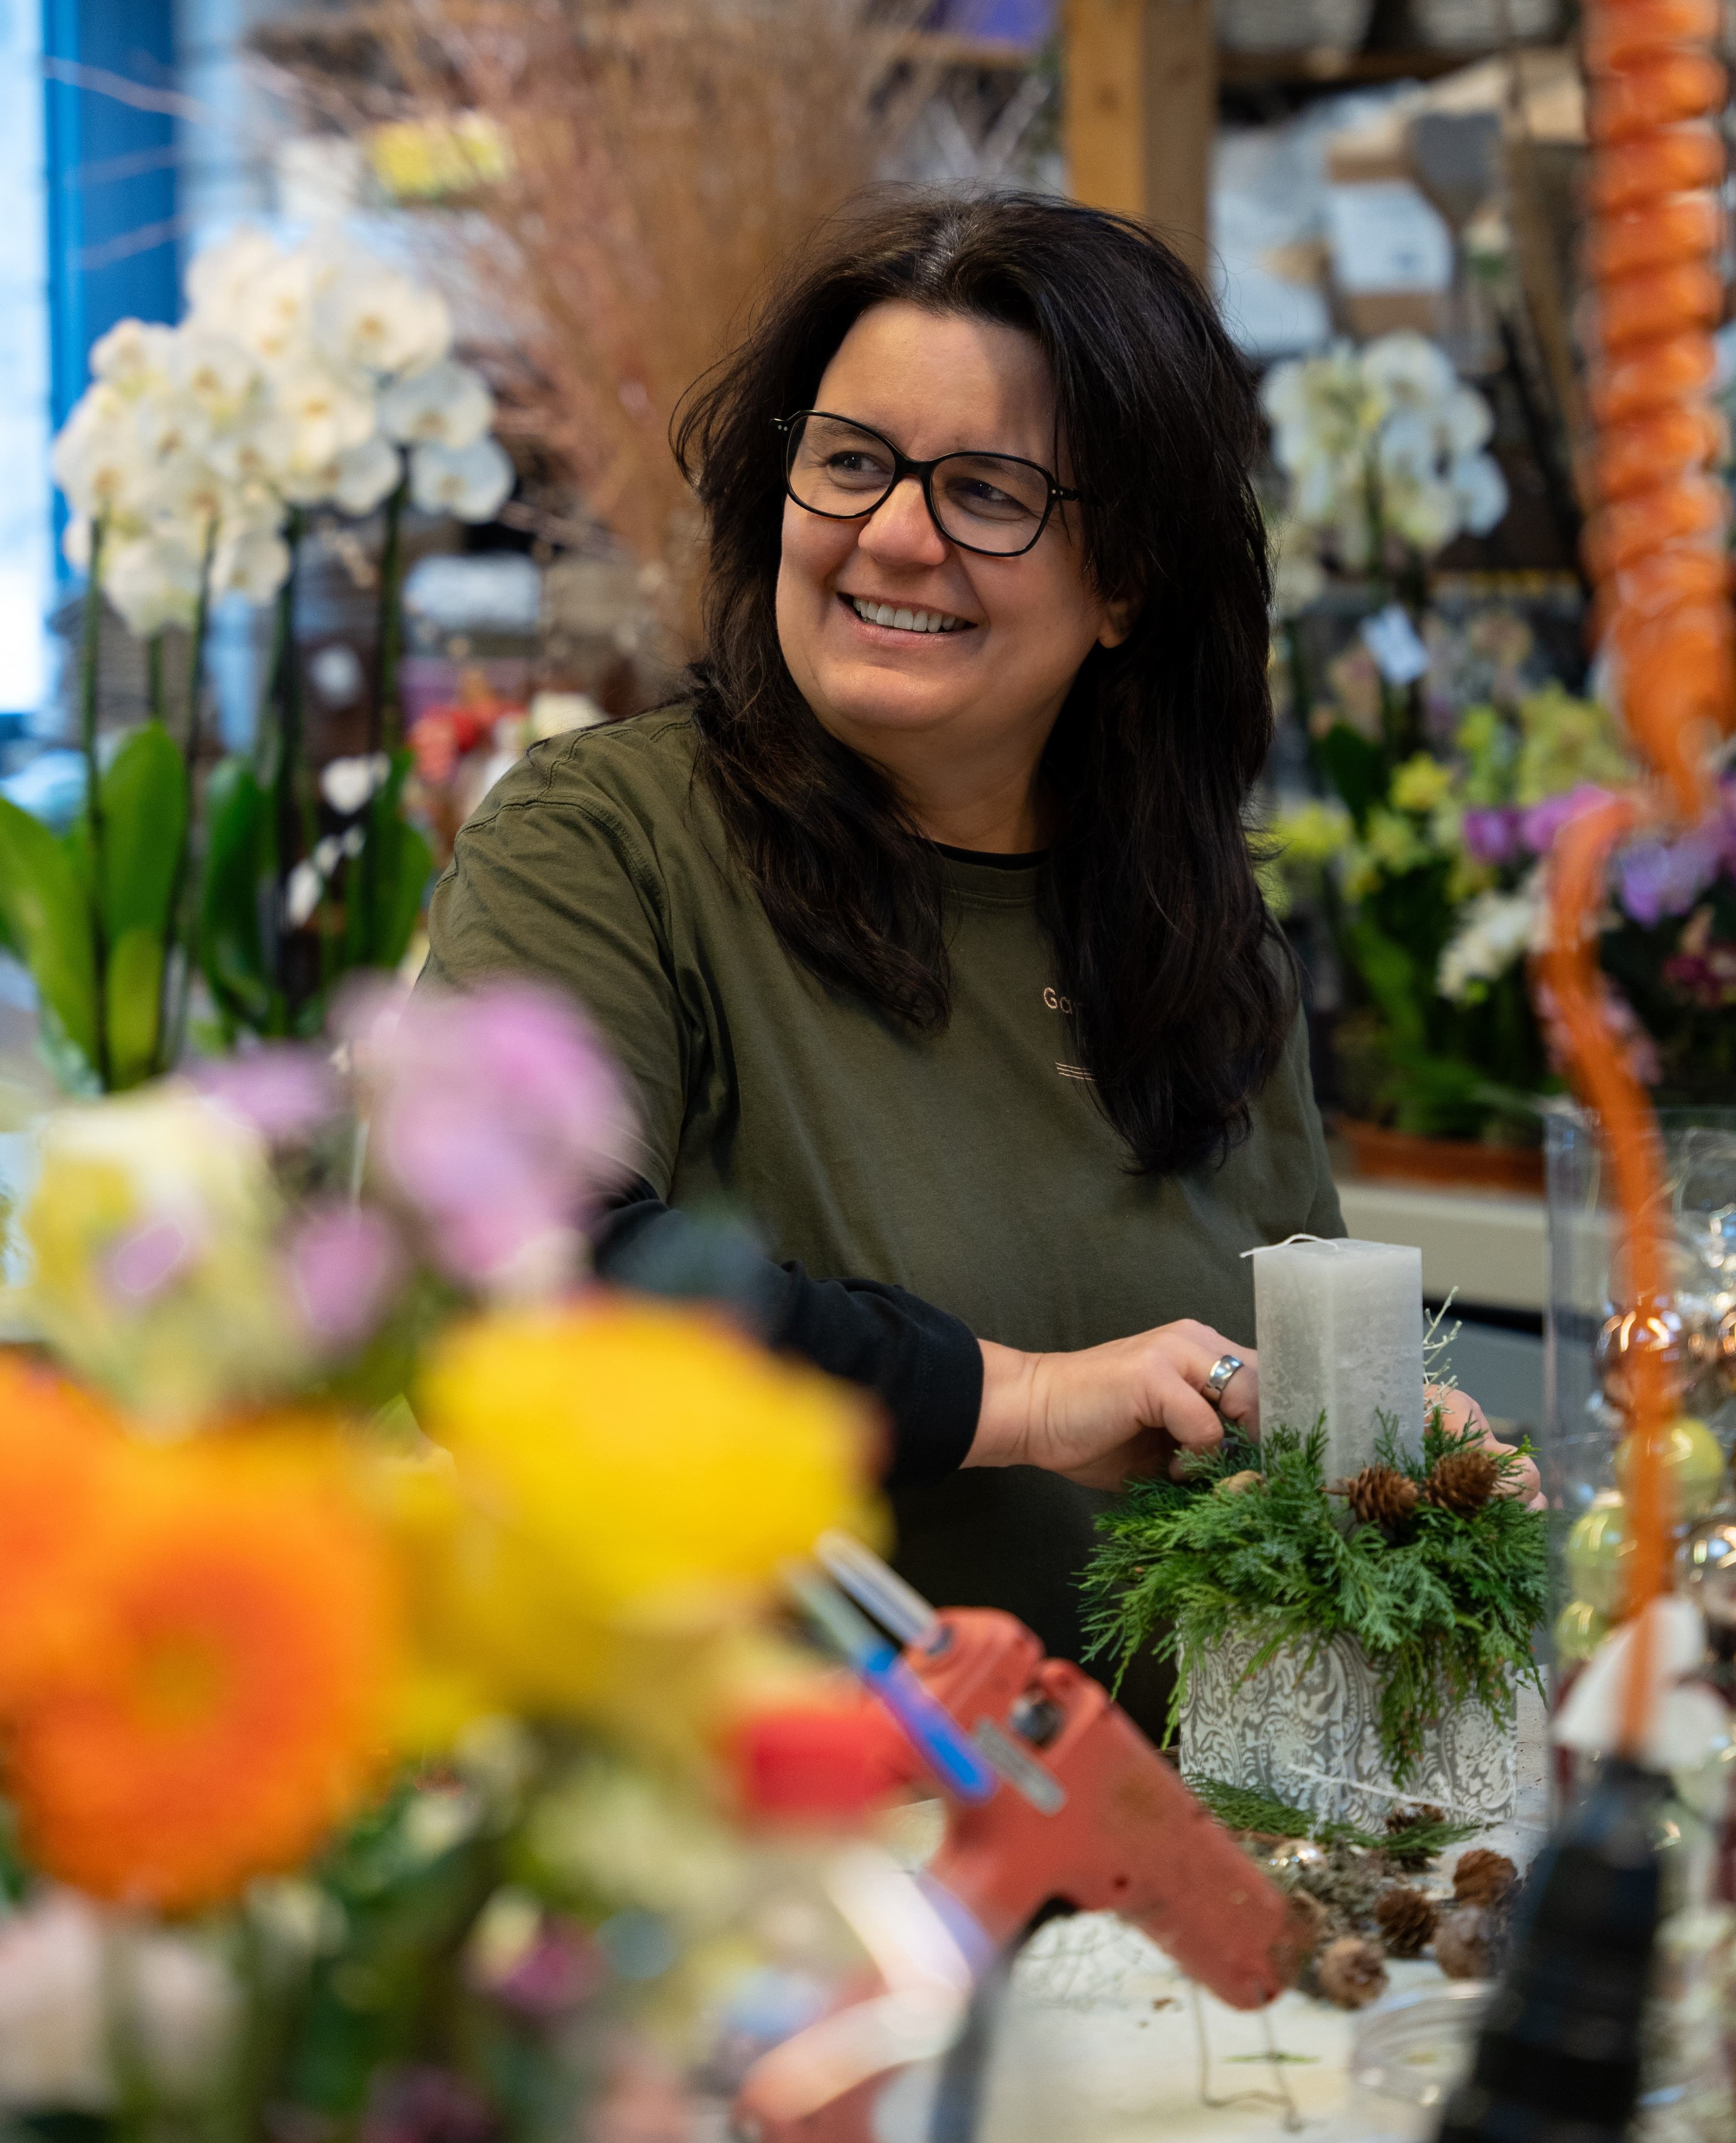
[858,476,948,566]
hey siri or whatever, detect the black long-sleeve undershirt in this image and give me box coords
[593,1177,983,1488]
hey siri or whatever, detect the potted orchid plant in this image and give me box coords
[0,226,514,1090]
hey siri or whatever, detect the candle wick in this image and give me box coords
[1241,1233,1330,1259]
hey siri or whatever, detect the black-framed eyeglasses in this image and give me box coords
[775,410,1080,558]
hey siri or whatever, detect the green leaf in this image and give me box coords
[106,926,167,1090]
[0,794,98,1071]
[98,721,186,943]
[1345,918,1425,1049]
[198,757,274,1030]
[336,752,434,983]
[1315,723,1386,829]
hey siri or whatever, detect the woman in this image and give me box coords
[425,191,1497,1725]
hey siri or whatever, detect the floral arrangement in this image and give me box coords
[1266,672,1638,1140]
[0,979,879,2131]
[1,227,513,1094]
[1081,1418,1548,1788]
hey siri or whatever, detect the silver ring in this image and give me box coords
[1204,1353,1244,1406]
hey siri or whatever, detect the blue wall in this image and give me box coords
[43,0,179,437]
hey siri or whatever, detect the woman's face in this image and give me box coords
[774,301,1128,782]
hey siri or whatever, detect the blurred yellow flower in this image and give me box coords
[1269,799,1353,867]
[395,1298,882,1732]
[1513,684,1632,807]
[1389,753,1455,816]
[1364,807,1429,875]
[19,1084,306,1422]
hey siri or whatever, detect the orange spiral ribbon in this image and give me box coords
[1563,0,1736,1755]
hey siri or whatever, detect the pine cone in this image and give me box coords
[1434,1904,1495,1980]
[1452,1848,1518,1910]
[1373,1886,1438,1959]
[1314,1934,1389,2009]
[1342,1465,1421,1532]
[1383,1802,1447,1873]
[1424,1448,1501,1516]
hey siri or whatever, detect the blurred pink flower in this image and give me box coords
[287,1202,408,1348]
[354,980,635,1292]
[194,1046,341,1145]
[104,1218,196,1301]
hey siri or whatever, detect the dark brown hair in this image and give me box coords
[673,189,1294,1176]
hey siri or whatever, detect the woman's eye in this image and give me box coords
[946,478,1028,521]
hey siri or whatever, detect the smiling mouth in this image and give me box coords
[844,594,975,636]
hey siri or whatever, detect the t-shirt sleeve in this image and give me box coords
[425,786,691,1191]
[423,781,984,1486]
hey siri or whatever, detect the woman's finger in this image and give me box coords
[1158,1366,1227,1452]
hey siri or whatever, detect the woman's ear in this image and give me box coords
[1097,595,1138,650]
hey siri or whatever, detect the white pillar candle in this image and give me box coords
[1251,1238,1425,1481]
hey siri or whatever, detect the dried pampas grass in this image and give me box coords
[320,1,937,645]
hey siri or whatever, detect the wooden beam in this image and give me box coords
[1061,0,1216,279]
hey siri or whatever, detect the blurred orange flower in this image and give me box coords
[6,1438,400,1912]
[0,1357,123,1707]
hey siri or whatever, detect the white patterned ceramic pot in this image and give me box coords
[1178,1629,1517,1832]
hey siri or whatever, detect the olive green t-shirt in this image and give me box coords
[424,710,1344,1701]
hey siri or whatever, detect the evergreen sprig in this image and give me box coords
[1082,1416,1548,1787]
[1183,1776,1481,1858]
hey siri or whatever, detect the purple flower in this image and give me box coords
[194,1046,341,1145]
[1460,805,1524,867]
[1615,822,1725,928]
[351,979,635,1292]
[286,1202,408,1349]
[1519,784,1615,856]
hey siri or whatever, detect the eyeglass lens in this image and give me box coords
[784,414,1052,556]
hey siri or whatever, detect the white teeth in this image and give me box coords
[850,596,967,634]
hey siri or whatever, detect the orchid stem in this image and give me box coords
[160,518,218,1074]
[81,518,112,1089]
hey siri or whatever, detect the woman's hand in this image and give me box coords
[970,1323,1258,1490]
[1429,1384,1545,1508]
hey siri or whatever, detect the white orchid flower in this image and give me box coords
[237,251,320,365]
[212,520,292,605]
[330,434,404,516]
[132,390,213,464]
[138,448,232,536]
[51,395,152,525]
[274,361,378,470]
[1437,881,1541,999]
[89,319,176,397]
[1449,451,1509,536]
[1384,470,1460,554]
[320,753,391,816]
[104,532,207,638]
[1359,331,1457,409]
[283,859,325,929]
[314,266,452,380]
[410,435,514,522]
[1439,384,1494,455]
[169,329,265,430]
[205,409,299,490]
[380,357,494,450]
[185,225,283,328]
